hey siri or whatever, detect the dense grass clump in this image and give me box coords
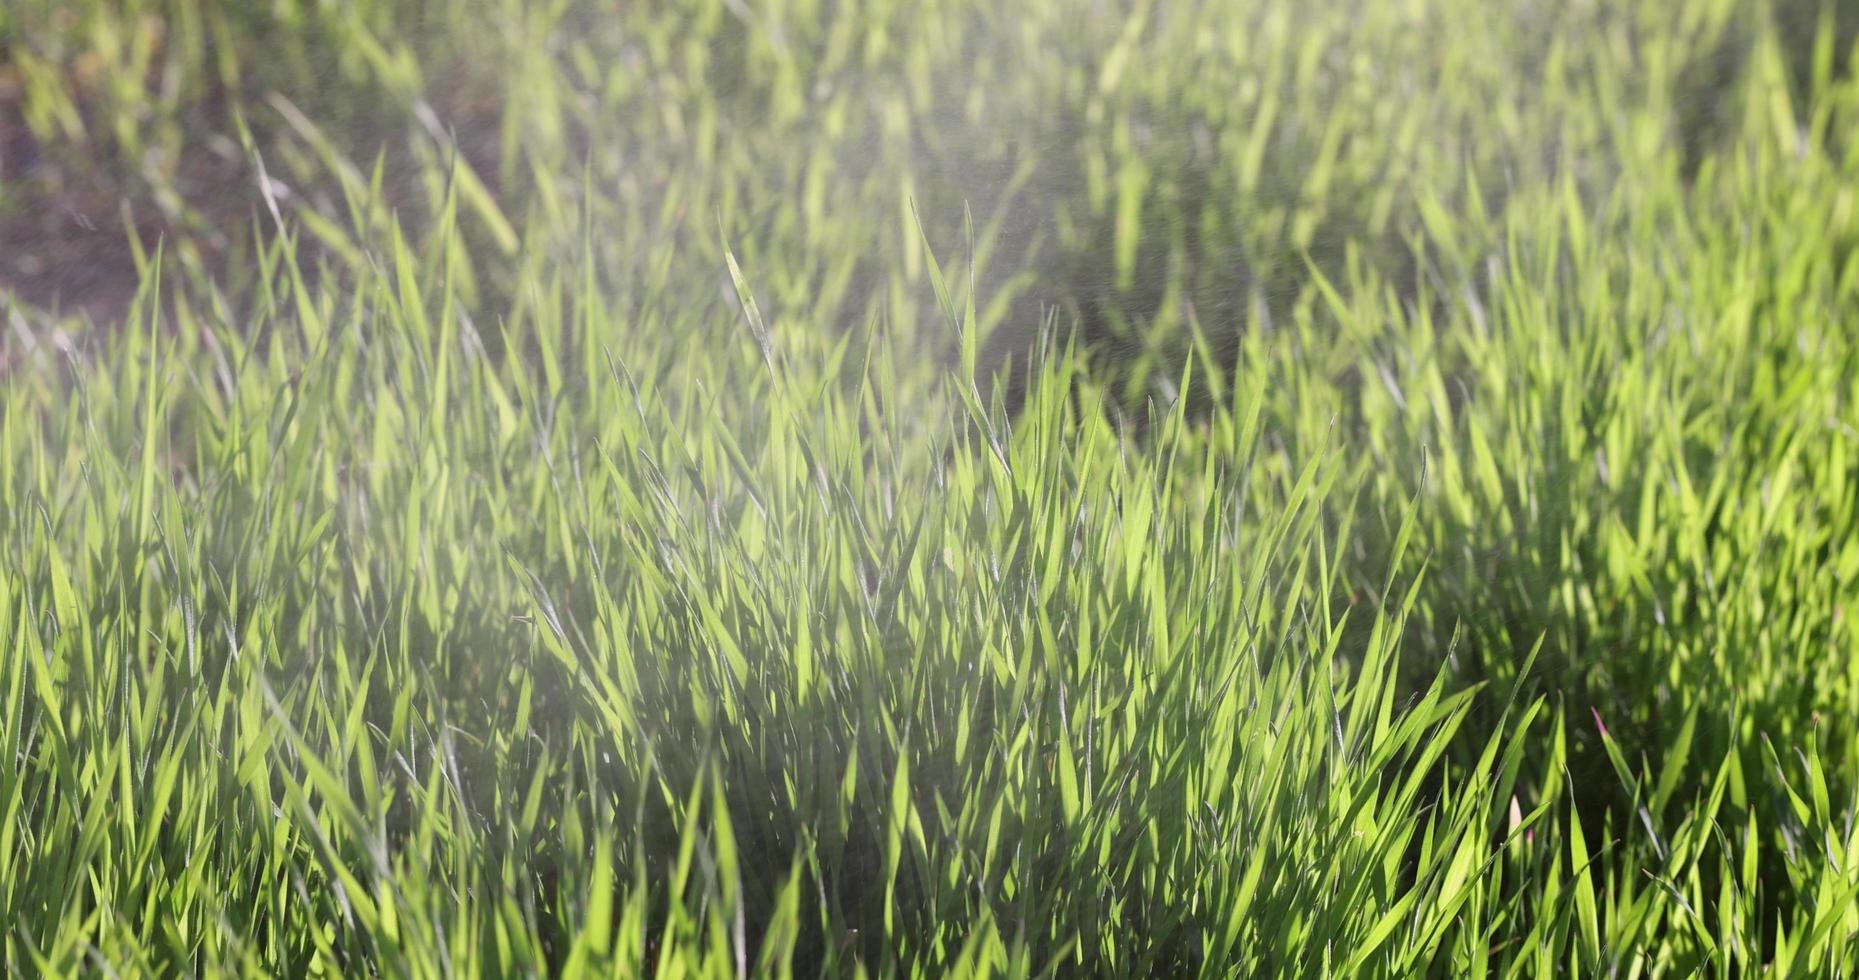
[5,0,1859,975]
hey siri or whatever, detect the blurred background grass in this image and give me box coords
[3,0,1850,355]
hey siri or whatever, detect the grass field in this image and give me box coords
[5,0,1859,975]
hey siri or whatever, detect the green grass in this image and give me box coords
[5,0,1859,975]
